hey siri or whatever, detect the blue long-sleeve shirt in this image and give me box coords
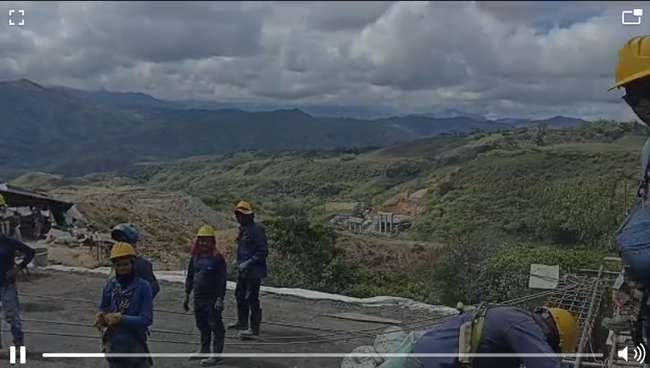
[0,234,35,286]
[236,223,269,279]
[185,254,227,300]
[99,277,153,348]
[413,307,560,368]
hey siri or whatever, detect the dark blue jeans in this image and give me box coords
[194,298,225,353]
[0,284,23,347]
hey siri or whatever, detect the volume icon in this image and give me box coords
[633,343,647,363]
[618,344,647,363]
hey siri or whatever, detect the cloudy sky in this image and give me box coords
[2,1,650,120]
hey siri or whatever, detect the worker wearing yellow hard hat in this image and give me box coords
[96,242,153,367]
[184,225,227,366]
[407,304,577,368]
[110,223,159,299]
[610,35,650,349]
[612,36,650,126]
[228,200,268,340]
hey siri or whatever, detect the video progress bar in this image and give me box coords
[42,353,605,359]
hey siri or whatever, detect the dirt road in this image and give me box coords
[0,270,443,368]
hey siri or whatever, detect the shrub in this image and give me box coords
[266,216,358,293]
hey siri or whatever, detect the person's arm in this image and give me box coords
[504,317,561,368]
[251,225,269,264]
[217,257,227,299]
[185,257,194,296]
[3,235,36,269]
[121,282,153,327]
[99,283,112,313]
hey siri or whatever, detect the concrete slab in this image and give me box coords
[1,270,447,368]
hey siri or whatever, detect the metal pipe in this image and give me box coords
[573,265,604,368]
[577,269,621,276]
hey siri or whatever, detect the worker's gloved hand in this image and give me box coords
[104,313,122,327]
[214,298,224,314]
[183,295,190,312]
[94,313,107,328]
[238,260,252,273]
[5,268,19,283]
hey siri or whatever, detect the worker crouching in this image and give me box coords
[184,225,227,367]
[97,242,154,368]
[411,305,578,368]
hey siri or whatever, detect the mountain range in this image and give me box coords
[0,79,590,176]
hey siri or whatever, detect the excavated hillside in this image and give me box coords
[49,184,237,269]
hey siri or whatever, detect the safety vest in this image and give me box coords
[458,303,489,368]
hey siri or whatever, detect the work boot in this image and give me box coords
[200,337,225,366]
[602,316,634,333]
[227,305,249,330]
[200,357,224,366]
[240,308,261,340]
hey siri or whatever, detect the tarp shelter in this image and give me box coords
[0,183,73,226]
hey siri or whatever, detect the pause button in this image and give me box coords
[9,346,26,365]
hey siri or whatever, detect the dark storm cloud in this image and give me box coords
[0,1,646,119]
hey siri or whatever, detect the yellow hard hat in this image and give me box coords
[611,35,650,90]
[546,308,578,353]
[110,242,137,260]
[235,200,254,215]
[0,194,5,206]
[197,225,216,238]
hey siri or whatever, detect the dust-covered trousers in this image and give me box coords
[194,298,225,352]
[0,284,24,346]
[234,277,261,311]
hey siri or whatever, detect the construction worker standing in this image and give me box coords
[608,35,650,346]
[227,201,268,339]
[111,223,160,298]
[408,305,578,368]
[184,225,227,367]
[0,193,35,349]
[96,242,153,368]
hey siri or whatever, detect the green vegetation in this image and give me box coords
[126,121,649,305]
[265,216,358,293]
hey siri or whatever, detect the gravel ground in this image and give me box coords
[0,270,445,368]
